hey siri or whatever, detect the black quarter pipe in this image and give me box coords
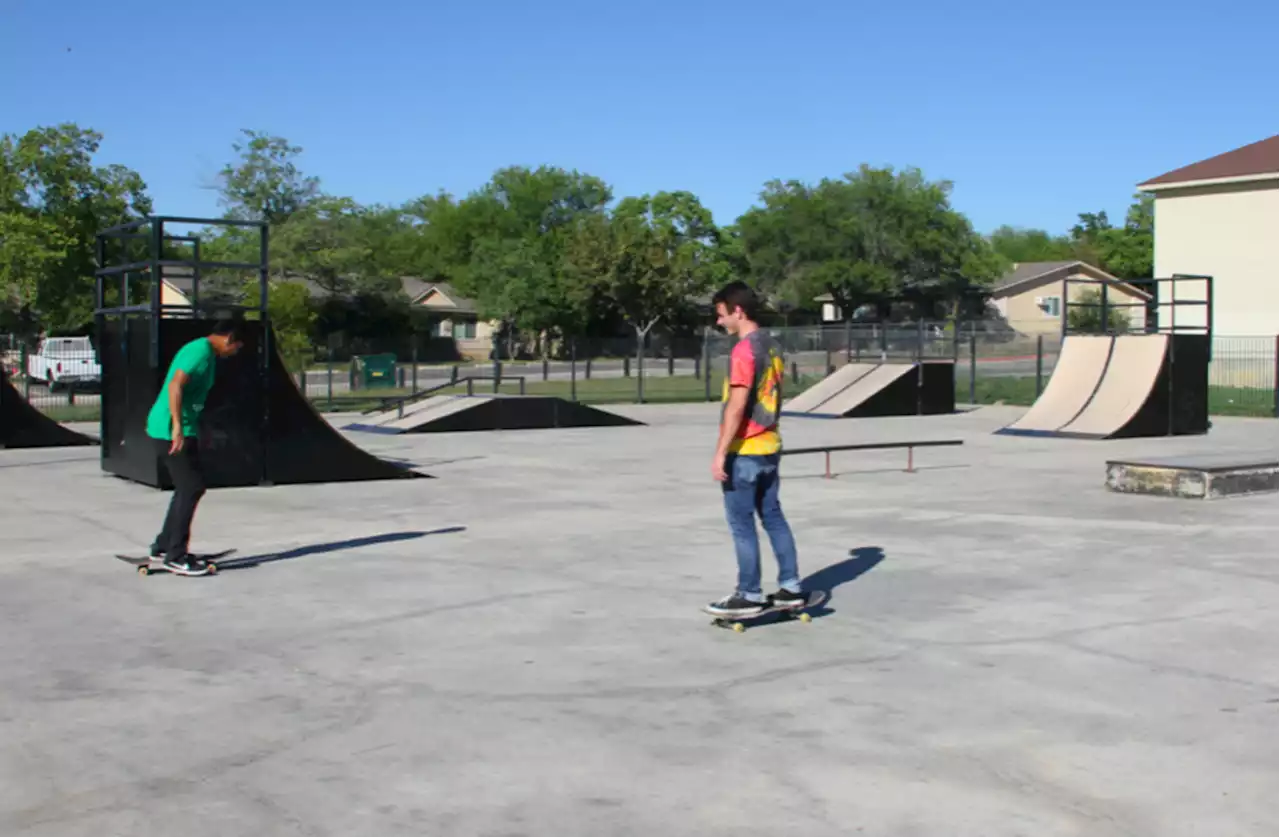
[100,318,423,488]
[0,366,98,449]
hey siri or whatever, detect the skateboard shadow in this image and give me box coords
[803,546,885,619]
[215,527,465,571]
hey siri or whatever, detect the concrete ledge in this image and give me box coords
[1105,453,1279,500]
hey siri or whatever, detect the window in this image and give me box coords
[453,320,477,340]
[1037,296,1061,317]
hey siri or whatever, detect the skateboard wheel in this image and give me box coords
[206,564,217,575]
[137,566,149,576]
[732,623,744,633]
[799,613,811,623]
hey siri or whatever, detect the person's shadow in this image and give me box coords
[803,546,885,619]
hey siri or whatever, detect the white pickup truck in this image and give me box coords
[26,336,102,390]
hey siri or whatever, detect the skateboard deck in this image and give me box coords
[114,549,237,577]
[705,589,828,633]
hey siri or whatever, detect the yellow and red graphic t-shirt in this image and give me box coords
[721,330,785,455]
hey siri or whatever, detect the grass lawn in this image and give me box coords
[26,374,1277,422]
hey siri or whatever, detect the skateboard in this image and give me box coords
[705,589,828,633]
[114,549,237,577]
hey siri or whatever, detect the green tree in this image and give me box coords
[241,278,317,373]
[737,165,998,323]
[1067,288,1132,333]
[988,226,1075,264]
[565,190,722,355]
[446,165,613,348]
[214,130,320,224]
[0,124,152,333]
[269,196,390,296]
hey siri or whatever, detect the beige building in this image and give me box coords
[1137,135,1278,337]
[989,260,1151,336]
[400,279,495,359]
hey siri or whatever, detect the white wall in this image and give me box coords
[1151,178,1279,336]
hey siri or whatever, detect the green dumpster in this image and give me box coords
[351,353,397,389]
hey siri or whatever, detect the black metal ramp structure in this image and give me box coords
[344,392,645,435]
[94,215,425,489]
[782,360,955,419]
[0,367,98,449]
[99,318,424,489]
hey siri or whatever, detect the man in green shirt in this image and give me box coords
[144,319,244,575]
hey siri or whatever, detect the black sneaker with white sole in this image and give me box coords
[162,556,209,576]
[770,589,806,608]
[706,594,768,617]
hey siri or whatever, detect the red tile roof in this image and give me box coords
[1138,135,1278,188]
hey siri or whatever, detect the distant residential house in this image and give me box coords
[158,270,497,358]
[1136,135,1278,337]
[989,261,1151,336]
[399,279,495,359]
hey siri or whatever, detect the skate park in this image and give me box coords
[1,217,1277,835]
[2,295,1276,835]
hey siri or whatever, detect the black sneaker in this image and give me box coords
[706,594,767,617]
[162,556,209,576]
[770,589,806,608]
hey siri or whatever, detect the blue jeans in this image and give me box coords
[722,452,801,602]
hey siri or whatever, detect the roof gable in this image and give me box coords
[992,261,1152,300]
[1138,135,1278,189]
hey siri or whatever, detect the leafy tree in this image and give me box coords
[1067,288,1132,333]
[446,165,613,350]
[269,196,391,296]
[0,213,71,318]
[737,165,998,323]
[0,124,151,333]
[241,278,318,373]
[568,191,720,340]
[214,130,320,224]
[988,226,1075,264]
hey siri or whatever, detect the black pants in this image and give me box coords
[153,437,206,558]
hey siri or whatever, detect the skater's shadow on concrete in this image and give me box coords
[803,546,884,620]
[217,527,465,570]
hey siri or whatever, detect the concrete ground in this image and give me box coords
[0,404,1275,836]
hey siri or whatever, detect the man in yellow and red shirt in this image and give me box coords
[707,281,802,617]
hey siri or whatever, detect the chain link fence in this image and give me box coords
[4,324,1277,421]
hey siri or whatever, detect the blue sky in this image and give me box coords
[2,0,1276,236]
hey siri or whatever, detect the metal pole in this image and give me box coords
[570,337,577,402]
[703,327,712,402]
[906,445,914,473]
[968,333,977,404]
[1273,335,1278,419]
[1035,335,1044,397]
[637,332,644,404]
[845,318,852,363]
[148,219,161,369]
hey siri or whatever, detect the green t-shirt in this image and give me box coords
[145,337,218,440]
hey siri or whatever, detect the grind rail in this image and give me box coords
[781,439,964,477]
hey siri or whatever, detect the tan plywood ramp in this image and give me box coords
[1004,335,1114,433]
[1058,335,1168,437]
[350,395,487,432]
[784,363,880,413]
[378,395,490,432]
[814,363,914,416]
